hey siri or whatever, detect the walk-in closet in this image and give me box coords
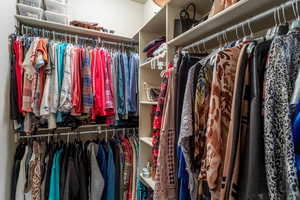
[2,0,300,200]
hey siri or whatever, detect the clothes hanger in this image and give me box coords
[275,7,289,36]
[105,129,108,143]
[202,41,208,54]
[241,23,250,42]
[246,20,257,54]
[222,31,229,46]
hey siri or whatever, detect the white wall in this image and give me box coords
[0,1,17,200]
[143,0,161,23]
[68,0,145,37]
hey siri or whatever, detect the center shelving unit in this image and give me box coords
[136,0,287,191]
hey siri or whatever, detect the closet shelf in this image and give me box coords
[132,6,166,39]
[15,15,136,43]
[168,0,284,47]
[140,137,153,147]
[140,101,158,105]
[140,173,155,190]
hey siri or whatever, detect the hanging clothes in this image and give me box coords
[154,68,177,200]
[9,35,139,134]
[151,25,300,200]
[11,132,139,200]
[263,29,300,200]
[236,40,270,200]
[151,75,168,177]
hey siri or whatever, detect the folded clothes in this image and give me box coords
[143,36,166,52]
[146,41,164,57]
[153,43,166,57]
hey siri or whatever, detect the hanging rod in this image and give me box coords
[18,127,138,139]
[16,24,138,48]
[19,24,138,48]
[182,0,300,51]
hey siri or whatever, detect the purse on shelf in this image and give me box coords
[144,82,160,102]
[174,3,208,38]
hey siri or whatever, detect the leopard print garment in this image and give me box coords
[263,29,300,200]
[204,42,248,200]
[31,142,46,200]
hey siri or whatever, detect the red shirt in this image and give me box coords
[71,48,82,115]
[13,40,23,113]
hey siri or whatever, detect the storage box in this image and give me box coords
[45,11,68,25]
[17,3,43,19]
[44,0,67,14]
[19,0,42,8]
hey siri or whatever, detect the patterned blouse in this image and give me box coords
[194,59,214,170]
[204,42,247,199]
[263,29,300,200]
[154,69,176,200]
[151,75,168,176]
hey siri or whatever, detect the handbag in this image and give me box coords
[174,3,199,37]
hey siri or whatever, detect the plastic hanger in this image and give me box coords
[275,7,289,36]
[105,129,108,143]
[265,10,278,40]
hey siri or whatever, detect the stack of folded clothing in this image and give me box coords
[143,36,166,58]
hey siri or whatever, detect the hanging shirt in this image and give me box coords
[59,44,73,113]
[82,48,93,114]
[264,29,300,200]
[32,38,48,116]
[111,52,119,121]
[205,42,248,200]
[152,76,168,177]
[220,43,252,200]
[124,53,130,119]
[22,37,39,113]
[56,43,68,122]
[40,42,57,128]
[117,53,126,116]
[92,49,106,119]
[121,137,133,200]
[178,147,191,200]
[97,143,107,199]
[103,50,115,117]
[71,47,82,115]
[178,65,198,200]
[16,146,28,200]
[57,43,68,97]
[128,53,138,113]
[194,57,214,172]
[49,149,63,200]
[31,142,46,200]
[154,69,177,200]
[106,144,116,200]
[88,143,105,200]
[129,138,137,200]
[14,39,24,114]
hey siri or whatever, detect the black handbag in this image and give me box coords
[174,3,199,37]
